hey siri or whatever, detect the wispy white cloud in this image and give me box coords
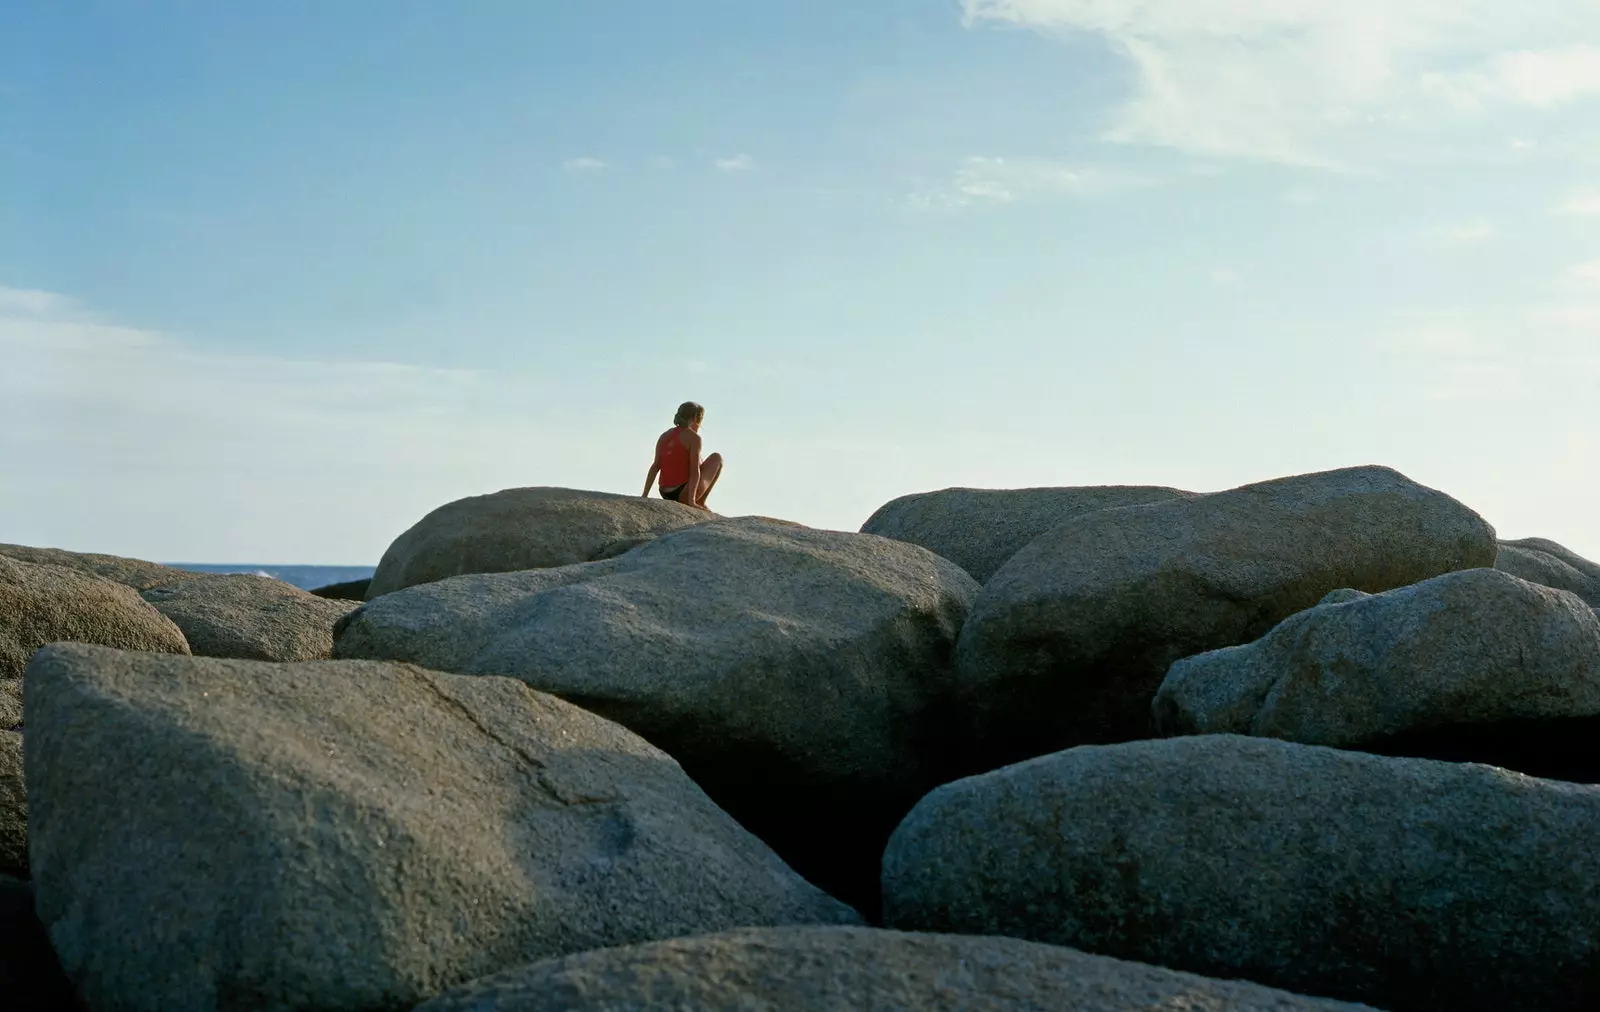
[714,154,756,172]
[562,156,607,173]
[908,155,1153,210]
[1562,259,1600,291]
[0,286,75,316]
[1558,190,1600,216]
[1439,219,1498,246]
[960,1,1600,166]
[1209,267,1242,286]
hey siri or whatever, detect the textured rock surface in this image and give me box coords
[955,466,1497,767]
[1155,570,1600,758]
[860,485,1192,583]
[1,679,20,730]
[415,926,1378,1012]
[141,574,359,662]
[0,543,192,592]
[0,555,190,679]
[1497,537,1600,608]
[337,517,979,913]
[0,731,23,878]
[25,645,858,1012]
[884,735,1600,1012]
[0,876,80,1012]
[366,487,713,598]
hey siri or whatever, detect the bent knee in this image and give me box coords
[705,452,724,467]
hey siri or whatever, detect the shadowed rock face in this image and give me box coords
[141,574,358,662]
[366,487,714,598]
[954,465,1498,770]
[308,578,370,601]
[883,735,1600,1012]
[0,732,22,879]
[24,644,859,1012]
[1497,537,1600,608]
[414,925,1380,1012]
[0,876,79,1011]
[336,517,980,916]
[860,485,1193,583]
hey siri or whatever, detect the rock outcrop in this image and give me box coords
[415,925,1378,1012]
[1154,570,1600,781]
[366,487,713,598]
[954,466,1497,767]
[141,574,359,662]
[1,555,190,680]
[0,543,192,592]
[883,735,1600,1012]
[25,645,858,1012]
[309,578,370,601]
[336,517,979,913]
[860,485,1192,583]
[1496,537,1600,608]
[0,731,23,879]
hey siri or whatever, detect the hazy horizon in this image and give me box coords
[5,2,1598,564]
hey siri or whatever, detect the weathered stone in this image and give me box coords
[309,578,370,601]
[141,574,359,662]
[860,485,1192,583]
[25,645,858,1012]
[884,735,1600,1012]
[1154,570,1600,782]
[414,925,1378,1012]
[0,876,80,1011]
[0,543,192,592]
[955,466,1497,768]
[336,517,979,914]
[1497,537,1600,608]
[0,731,23,878]
[366,487,713,598]
[1,679,19,730]
[0,555,190,680]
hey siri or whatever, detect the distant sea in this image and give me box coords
[166,564,376,592]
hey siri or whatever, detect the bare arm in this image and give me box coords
[642,459,660,497]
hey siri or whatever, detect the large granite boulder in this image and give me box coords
[366,487,713,598]
[860,485,1192,583]
[1,876,80,1011]
[336,517,979,914]
[1154,570,1600,781]
[415,925,1377,1012]
[1,679,19,730]
[954,466,1497,768]
[0,543,192,592]
[141,574,359,662]
[0,731,23,879]
[1496,537,1600,608]
[1,555,190,680]
[884,735,1600,1012]
[24,645,858,1012]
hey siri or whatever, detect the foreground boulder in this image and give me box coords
[1496,537,1600,608]
[860,485,1191,583]
[1,731,22,878]
[366,487,713,598]
[1155,570,1600,780]
[141,574,359,661]
[1,679,19,729]
[337,518,979,913]
[25,645,858,1012]
[884,735,1600,1012]
[955,466,1497,767]
[415,925,1377,1012]
[0,543,192,592]
[1,876,80,1011]
[1,555,190,680]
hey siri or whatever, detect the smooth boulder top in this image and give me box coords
[0,732,21,879]
[954,465,1498,767]
[1497,537,1600,608]
[366,486,714,598]
[0,554,190,679]
[883,734,1600,1012]
[1155,569,1600,749]
[141,573,359,662]
[337,517,980,914]
[860,485,1192,583]
[0,542,194,592]
[24,645,858,1012]
[414,925,1379,1012]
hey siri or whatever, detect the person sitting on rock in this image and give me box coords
[643,401,722,510]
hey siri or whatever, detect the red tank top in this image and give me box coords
[657,428,691,488]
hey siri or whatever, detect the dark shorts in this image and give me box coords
[660,483,689,503]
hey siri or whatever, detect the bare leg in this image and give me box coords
[696,452,724,507]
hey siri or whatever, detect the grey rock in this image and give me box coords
[141,573,359,662]
[336,517,979,914]
[309,578,370,601]
[1,876,80,1011]
[0,543,193,592]
[1497,537,1600,607]
[955,466,1497,767]
[1,679,19,730]
[883,735,1600,1012]
[414,925,1379,1012]
[0,555,190,680]
[1317,588,1370,606]
[861,485,1192,583]
[367,487,713,598]
[1154,570,1600,760]
[0,731,22,878]
[24,644,859,1012]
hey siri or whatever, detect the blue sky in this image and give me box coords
[3,1,1598,563]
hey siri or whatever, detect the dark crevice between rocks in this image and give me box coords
[1358,714,1600,785]
[0,876,83,1011]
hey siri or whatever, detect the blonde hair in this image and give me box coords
[673,401,705,427]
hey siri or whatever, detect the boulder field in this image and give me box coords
[5,468,1600,1010]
